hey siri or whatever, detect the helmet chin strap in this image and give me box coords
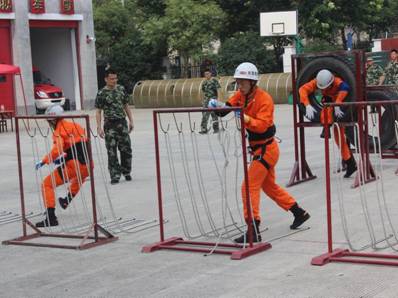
[249,81,257,92]
[244,81,258,107]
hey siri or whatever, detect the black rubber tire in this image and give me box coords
[63,99,70,111]
[296,56,357,123]
[35,106,44,115]
[345,89,398,151]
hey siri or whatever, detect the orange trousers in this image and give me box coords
[321,107,351,161]
[241,141,296,222]
[41,160,89,209]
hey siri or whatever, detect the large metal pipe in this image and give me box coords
[132,73,292,108]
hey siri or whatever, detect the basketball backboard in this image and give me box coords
[260,11,298,37]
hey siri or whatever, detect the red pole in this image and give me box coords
[15,118,27,236]
[85,116,99,241]
[291,55,300,168]
[240,110,253,247]
[18,75,28,116]
[153,112,165,242]
[323,111,333,253]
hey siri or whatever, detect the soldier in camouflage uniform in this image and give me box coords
[200,69,221,134]
[366,57,384,86]
[95,69,134,184]
[379,49,398,86]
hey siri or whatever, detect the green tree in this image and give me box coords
[94,0,166,91]
[216,0,294,39]
[295,0,398,49]
[216,0,294,68]
[216,31,279,75]
[143,0,226,66]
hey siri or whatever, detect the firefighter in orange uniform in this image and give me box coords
[209,62,310,243]
[35,105,90,227]
[299,69,357,178]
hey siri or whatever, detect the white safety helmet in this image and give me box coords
[45,104,64,116]
[234,62,259,81]
[316,69,334,89]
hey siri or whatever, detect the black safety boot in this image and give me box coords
[320,126,331,139]
[125,174,132,181]
[35,208,59,227]
[289,203,310,229]
[234,220,262,243]
[344,156,357,178]
[58,193,73,210]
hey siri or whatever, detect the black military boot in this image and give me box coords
[213,123,220,134]
[289,203,310,230]
[58,193,73,210]
[35,208,59,227]
[234,220,262,243]
[344,156,357,178]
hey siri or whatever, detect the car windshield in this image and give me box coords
[33,71,51,85]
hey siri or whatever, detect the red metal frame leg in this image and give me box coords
[311,249,348,266]
[142,237,182,253]
[230,242,272,260]
[142,237,272,260]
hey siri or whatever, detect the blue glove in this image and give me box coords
[53,155,65,165]
[234,110,241,118]
[208,98,225,108]
[35,161,44,170]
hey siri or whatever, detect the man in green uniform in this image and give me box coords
[200,69,221,134]
[366,57,383,86]
[379,49,398,86]
[95,69,134,184]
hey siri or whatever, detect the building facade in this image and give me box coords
[0,0,97,113]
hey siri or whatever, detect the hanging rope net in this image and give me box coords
[158,111,247,242]
[331,111,398,253]
[4,114,157,249]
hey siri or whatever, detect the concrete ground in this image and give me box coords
[1,105,398,298]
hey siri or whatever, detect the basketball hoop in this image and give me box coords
[260,11,297,37]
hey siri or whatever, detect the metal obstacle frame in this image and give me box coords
[312,100,398,267]
[142,107,272,260]
[287,50,377,188]
[2,114,118,250]
[366,85,398,160]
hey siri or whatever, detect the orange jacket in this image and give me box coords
[42,119,87,164]
[299,77,350,106]
[227,87,275,146]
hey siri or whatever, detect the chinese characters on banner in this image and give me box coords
[1,0,75,15]
[61,0,74,14]
[30,0,45,14]
[0,0,12,13]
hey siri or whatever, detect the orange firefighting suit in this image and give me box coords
[40,119,89,208]
[226,87,296,221]
[299,77,352,161]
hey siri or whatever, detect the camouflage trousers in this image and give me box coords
[200,98,219,132]
[104,118,132,180]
